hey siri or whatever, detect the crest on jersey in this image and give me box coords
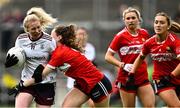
[30,43,37,50]
[40,44,44,49]
[142,38,145,42]
[166,46,172,52]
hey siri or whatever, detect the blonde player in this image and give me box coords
[105,7,155,107]
[5,7,57,108]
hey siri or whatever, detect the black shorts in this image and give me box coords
[152,80,174,94]
[20,83,56,105]
[118,80,150,93]
[88,75,112,103]
[175,85,180,97]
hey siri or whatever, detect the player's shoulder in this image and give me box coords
[41,32,53,41]
[115,27,128,37]
[17,33,29,40]
[138,28,149,35]
[139,28,148,33]
[145,35,156,43]
[168,32,179,42]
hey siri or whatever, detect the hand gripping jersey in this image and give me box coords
[108,27,149,85]
[141,33,180,85]
[15,32,57,83]
[47,45,104,93]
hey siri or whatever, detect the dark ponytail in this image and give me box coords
[55,24,84,52]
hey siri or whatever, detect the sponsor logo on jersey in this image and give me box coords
[119,45,142,55]
[27,56,46,60]
[151,53,176,62]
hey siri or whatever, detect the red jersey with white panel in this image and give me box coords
[47,44,104,93]
[141,33,180,85]
[109,27,149,85]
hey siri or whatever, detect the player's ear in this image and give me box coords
[58,35,62,40]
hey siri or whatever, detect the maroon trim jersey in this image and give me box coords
[141,33,180,84]
[47,45,104,93]
[108,27,149,85]
[15,32,57,83]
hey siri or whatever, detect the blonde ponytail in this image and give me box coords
[27,7,57,29]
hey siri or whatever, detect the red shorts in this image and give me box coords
[20,83,56,105]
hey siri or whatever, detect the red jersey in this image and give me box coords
[109,27,149,84]
[47,44,104,93]
[141,33,180,85]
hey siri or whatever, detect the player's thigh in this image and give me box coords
[159,89,180,107]
[94,94,110,107]
[137,84,155,107]
[119,89,136,107]
[62,87,89,107]
[15,92,33,107]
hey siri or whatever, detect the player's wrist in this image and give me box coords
[119,62,125,68]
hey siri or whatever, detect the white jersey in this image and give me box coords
[84,42,96,61]
[15,32,57,83]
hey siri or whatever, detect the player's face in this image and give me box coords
[124,12,139,30]
[27,20,42,39]
[51,29,58,41]
[76,29,87,47]
[154,16,169,35]
[51,29,62,43]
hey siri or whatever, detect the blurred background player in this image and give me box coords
[131,12,180,107]
[105,7,155,107]
[4,7,58,108]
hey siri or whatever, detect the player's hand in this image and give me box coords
[8,81,24,97]
[32,64,44,83]
[58,63,71,73]
[123,64,133,73]
[4,54,19,68]
[126,73,135,86]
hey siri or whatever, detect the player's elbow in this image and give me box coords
[104,53,108,61]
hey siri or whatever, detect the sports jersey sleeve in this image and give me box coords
[141,39,151,56]
[15,36,20,47]
[141,29,150,39]
[109,34,121,53]
[174,39,180,58]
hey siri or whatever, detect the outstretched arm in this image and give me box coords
[23,65,54,87]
